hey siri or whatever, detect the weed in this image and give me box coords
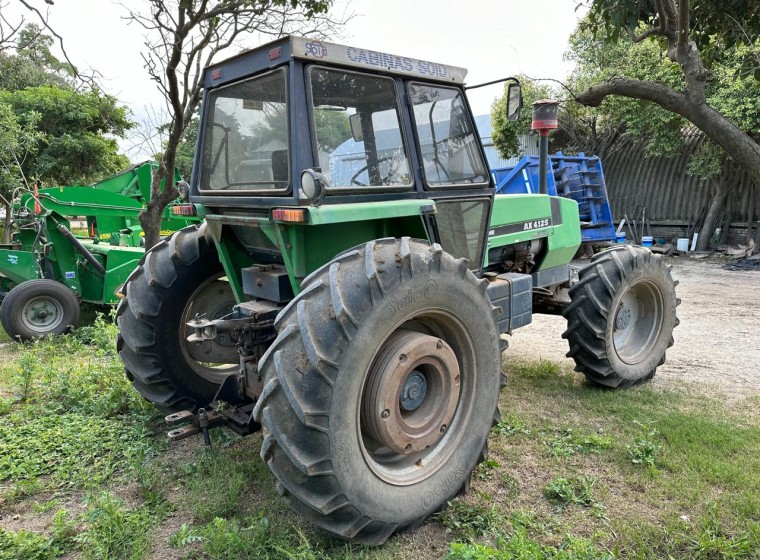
[500,474,520,498]
[674,503,758,559]
[76,492,154,560]
[171,514,329,560]
[545,428,613,458]
[491,415,531,437]
[13,352,39,401]
[447,526,615,559]
[511,359,563,379]
[0,509,76,560]
[437,499,505,542]
[544,476,597,509]
[627,421,662,467]
[0,397,12,415]
[474,459,500,481]
[181,451,248,523]
[0,410,155,489]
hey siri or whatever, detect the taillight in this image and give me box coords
[273,208,307,223]
[172,204,197,216]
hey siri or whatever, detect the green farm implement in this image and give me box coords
[0,162,219,340]
[116,38,679,544]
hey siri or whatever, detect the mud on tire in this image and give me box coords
[116,225,237,413]
[253,238,505,545]
[562,245,680,388]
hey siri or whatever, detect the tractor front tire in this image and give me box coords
[116,225,237,413]
[562,245,679,388]
[253,238,504,545]
[0,279,80,341]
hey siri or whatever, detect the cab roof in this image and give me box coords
[204,36,468,89]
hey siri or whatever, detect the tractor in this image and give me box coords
[115,37,679,545]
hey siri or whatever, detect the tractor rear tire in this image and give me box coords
[253,238,504,545]
[0,279,80,341]
[116,225,237,413]
[562,245,679,388]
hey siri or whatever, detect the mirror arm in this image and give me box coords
[465,76,520,90]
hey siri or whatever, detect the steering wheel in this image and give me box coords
[349,156,401,186]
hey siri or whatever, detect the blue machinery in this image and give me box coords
[492,152,616,243]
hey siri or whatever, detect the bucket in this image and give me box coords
[676,238,689,252]
[641,236,654,247]
[615,232,626,244]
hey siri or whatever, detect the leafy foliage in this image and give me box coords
[627,421,663,467]
[544,477,598,509]
[545,428,613,458]
[76,493,155,560]
[0,86,131,186]
[0,24,74,92]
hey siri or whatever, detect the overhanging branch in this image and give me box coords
[575,78,690,116]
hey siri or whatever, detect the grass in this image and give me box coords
[0,324,759,559]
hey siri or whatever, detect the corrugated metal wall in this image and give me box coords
[603,131,758,223]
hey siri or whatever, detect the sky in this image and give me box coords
[4,0,587,161]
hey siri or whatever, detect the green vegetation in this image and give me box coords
[1,326,759,558]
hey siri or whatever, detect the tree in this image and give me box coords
[575,2,760,249]
[0,86,131,185]
[0,101,42,242]
[575,1,760,198]
[0,23,74,91]
[126,0,348,249]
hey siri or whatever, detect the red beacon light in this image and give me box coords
[531,99,559,133]
[531,99,560,196]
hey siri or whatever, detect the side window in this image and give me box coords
[408,83,488,187]
[200,69,288,192]
[309,67,412,189]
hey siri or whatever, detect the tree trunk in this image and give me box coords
[139,202,165,251]
[696,181,727,251]
[746,187,756,244]
[2,202,12,244]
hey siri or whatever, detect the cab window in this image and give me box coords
[408,83,488,188]
[308,67,411,189]
[200,69,288,193]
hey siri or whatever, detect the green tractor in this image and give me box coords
[116,38,679,545]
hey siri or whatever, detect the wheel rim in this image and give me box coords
[359,310,476,486]
[21,295,64,334]
[613,280,664,365]
[180,275,238,384]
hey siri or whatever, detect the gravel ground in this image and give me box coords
[505,256,760,399]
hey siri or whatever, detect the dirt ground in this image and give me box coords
[506,256,760,400]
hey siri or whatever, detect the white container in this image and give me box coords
[676,238,690,252]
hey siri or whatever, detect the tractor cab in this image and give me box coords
[191,37,510,274]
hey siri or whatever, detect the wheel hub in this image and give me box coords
[23,297,62,330]
[400,371,427,411]
[615,305,632,330]
[362,330,460,455]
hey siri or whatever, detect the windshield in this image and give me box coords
[408,83,488,187]
[308,67,411,189]
[199,69,288,192]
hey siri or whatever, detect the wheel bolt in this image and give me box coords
[440,424,447,433]
[436,339,443,349]
[399,353,407,364]
[404,444,412,453]
[381,409,390,418]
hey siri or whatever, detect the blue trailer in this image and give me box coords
[492,152,616,243]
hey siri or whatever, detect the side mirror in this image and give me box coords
[349,113,363,142]
[506,82,522,122]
